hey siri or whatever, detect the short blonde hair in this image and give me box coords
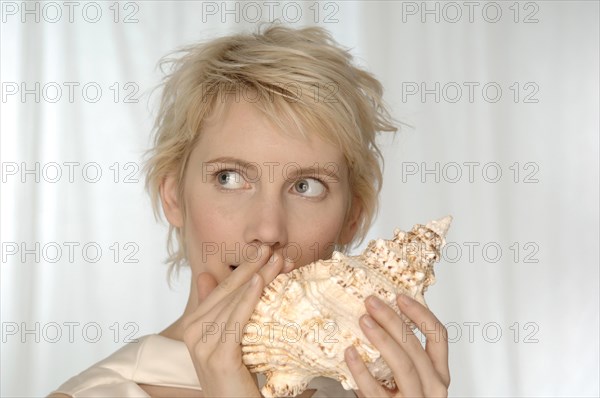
[145,24,397,278]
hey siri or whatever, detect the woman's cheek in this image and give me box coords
[182,203,231,273]
[290,212,345,266]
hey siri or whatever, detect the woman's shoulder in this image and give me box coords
[47,334,171,397]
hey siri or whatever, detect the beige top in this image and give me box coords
[51,334,356,397]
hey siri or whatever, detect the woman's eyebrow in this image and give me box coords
[204,156,255,171]
[203,157,340,182]
[284,163,341,183]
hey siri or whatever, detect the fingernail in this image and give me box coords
[367,295,383,309]
[399,312,411,324]
[268,252,279,265]
[398,294,412,305]
[283,257,295,272]
[361,314,377,329]
[346,346,358,360]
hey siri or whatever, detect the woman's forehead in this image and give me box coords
[196,99,347,170]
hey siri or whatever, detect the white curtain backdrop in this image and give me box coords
[1,1,598,396]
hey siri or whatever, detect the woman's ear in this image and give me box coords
[159,174,184,228]
[339,197,362,245]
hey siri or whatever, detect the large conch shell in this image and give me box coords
[242,216,452,397]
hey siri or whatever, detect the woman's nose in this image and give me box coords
[243,192,288,249]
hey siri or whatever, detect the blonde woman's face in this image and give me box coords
[164,99,358,282]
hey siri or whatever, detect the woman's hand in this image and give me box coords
[182,244,294,397]
[344,294,450,398]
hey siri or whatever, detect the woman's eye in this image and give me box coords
[216,170,246,189]
[293,178,325,197]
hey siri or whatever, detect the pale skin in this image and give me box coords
[50,98,449,397]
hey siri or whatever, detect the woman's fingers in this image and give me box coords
[256,251,286,286]
[217,253,290,345]
[185,246,286,347]
[191,244,272,314]
[212,244,272,295]
[195,245,293,312]
[358,313,424,396]
[344,345,389,398]
[224,273,265,339]
[209,249,284,321]
[397,294,450,388]
[281,256,296,273]
[365,296,422,352]
[197,274,265,356]
[348,295,450,397]
[365,295,448,395]
[182,246,292,398]
[199,249,292,324]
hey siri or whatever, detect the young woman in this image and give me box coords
[50,25,450,397]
